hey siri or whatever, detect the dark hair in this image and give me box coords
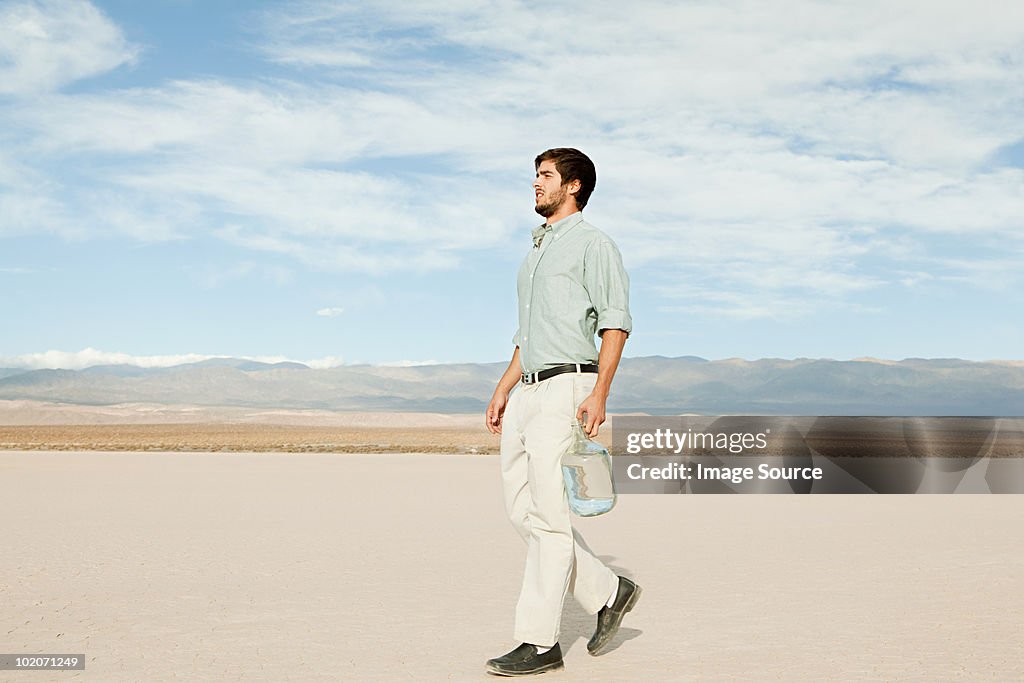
[534,148,597,210]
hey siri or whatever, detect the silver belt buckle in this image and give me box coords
[521,372,535,385]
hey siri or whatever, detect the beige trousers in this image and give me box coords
[500,372,619,647]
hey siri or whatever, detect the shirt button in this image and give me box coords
[526,304,530,308]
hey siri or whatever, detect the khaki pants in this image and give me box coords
[500,372,619,647]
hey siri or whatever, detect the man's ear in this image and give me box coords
[567,178,582,197]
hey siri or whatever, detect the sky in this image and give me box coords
[1,0,1023,369]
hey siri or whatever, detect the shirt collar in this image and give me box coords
[532,211,584,247]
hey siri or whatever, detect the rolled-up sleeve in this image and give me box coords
[583,239,632,336]
[512,327,522,346]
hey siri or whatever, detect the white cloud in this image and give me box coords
[315,306,344,317]
[3,348,213,370]
[377,359,441,367]
[0,348,356,370]
[304,355,345,369]
[0,0,137,96]
[5,78,523,262]
[2,0,1023,316]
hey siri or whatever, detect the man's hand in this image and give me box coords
[576,389,608,438]
[486,391,509,435]
[576,329,627,438]
[487,347,522,435]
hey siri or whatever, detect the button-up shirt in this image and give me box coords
[512,212,632,375]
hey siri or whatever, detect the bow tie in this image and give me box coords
[532,224,552,248]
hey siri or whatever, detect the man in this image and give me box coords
[484,148,641,676]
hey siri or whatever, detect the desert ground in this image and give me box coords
[2,401,1023,681]
[0,400,504,454]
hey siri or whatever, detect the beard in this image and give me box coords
[534,185,567,218]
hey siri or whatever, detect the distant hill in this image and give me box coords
[1,356,1023,415]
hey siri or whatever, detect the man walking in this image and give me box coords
[484,148,641,676]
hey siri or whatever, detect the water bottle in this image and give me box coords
[561,420,616,517]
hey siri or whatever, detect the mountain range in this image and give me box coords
[2,356,1023,415]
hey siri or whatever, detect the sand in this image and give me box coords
[0,423,501,454]
[3,450,1023,682]
[0,400,504,454]
[0,400,488,428]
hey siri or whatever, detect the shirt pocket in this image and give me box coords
[538,273,575,317]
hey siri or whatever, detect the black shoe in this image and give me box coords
[587,576,642,655]
[485,642,564,676]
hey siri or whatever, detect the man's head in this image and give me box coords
[533,148,597,218]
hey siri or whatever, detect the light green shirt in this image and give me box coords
[512,212,632,375]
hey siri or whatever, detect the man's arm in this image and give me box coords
[576,236,631,437]
[485,346,522,435]
[576,328,627,437]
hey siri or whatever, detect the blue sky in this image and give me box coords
[1,0,1023,369]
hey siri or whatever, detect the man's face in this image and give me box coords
[533,160,575,218]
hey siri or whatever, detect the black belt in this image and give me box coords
[521,363,598,385]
